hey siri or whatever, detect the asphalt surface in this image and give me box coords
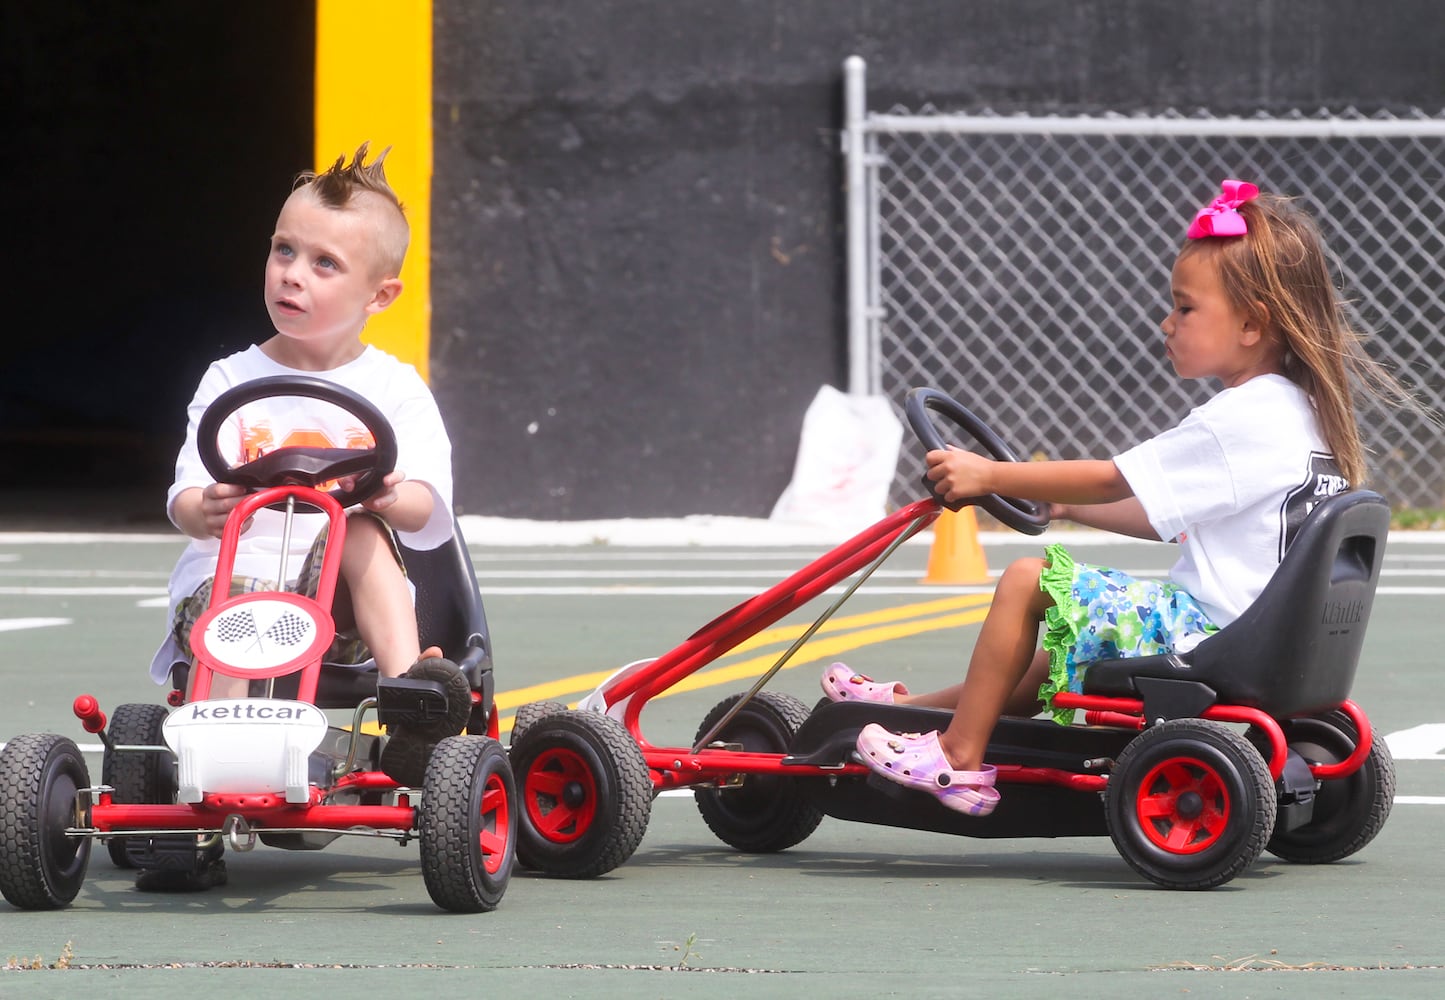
[2,525,1444,998]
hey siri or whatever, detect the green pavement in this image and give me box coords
[2,531,1443,997]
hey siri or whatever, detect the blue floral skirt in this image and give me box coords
[1038,543,1218,724]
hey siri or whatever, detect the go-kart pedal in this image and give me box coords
[378,656,472,787]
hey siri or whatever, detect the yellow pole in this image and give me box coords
[314,0,433,380]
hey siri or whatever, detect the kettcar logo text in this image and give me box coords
[179,703,319,722]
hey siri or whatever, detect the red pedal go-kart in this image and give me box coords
[508,387,1395,889]
[0,376,516,912]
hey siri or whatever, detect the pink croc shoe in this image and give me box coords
[854,724,1000,816]
[821,663,909,704]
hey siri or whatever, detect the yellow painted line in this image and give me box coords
[727,593,993,656]
[493,594,992,711]
[491,595,994,732]
[351,595,994,736]
[667,607,989,697]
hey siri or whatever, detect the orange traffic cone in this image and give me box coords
[922,506,991,584]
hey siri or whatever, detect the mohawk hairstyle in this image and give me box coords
[294,142,410,275]
[297,142,404,211]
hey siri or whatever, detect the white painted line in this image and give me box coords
[1386,724,1445,760]
[477,568,962,580]
[7,524,1445,548]
[472,585,1445,598]
[0,533,176,544]
[2,574,1442,599]
[451,566,1445,581]
[0,587,168,596]
[476,586,996,597]
[0,617,72,632]
[0,580,1435,601]
[0,569,169,579]
[475,551,848,562]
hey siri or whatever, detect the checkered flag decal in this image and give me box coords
[215,609,260,644]
[205,599,320,669]
[263,611,311,647]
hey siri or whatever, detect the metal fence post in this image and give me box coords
[843,55,870,397]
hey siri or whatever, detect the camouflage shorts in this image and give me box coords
[169,513,403,667]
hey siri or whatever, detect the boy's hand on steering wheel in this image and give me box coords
[924,446,995,503]
[200,481,252,539]
[341,469,407,515]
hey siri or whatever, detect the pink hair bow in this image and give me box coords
[1186,179,1260,239]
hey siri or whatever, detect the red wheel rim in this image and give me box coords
[523,747,597,844]
[1134,756,1230,855]
[479,770,511,875]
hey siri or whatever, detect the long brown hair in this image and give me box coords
[1179,193,1417,486]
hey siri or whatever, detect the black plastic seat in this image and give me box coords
[308,517,494,709]
[1080,490,1389,718]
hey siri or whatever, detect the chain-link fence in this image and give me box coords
[843,58,1445,510]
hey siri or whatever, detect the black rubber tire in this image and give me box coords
[1263,711,1396,864]
[510,710,652,878]
[0,734,93,909]
[509,700,569,749]
[693,691,824,852]
[418,735,517,912]
[100,703,174,868]
[1105,719,1276,890]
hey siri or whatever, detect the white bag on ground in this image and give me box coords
[770,385,903,531]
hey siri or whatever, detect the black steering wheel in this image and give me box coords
[196,375,398,509]
[905,387,1051,536]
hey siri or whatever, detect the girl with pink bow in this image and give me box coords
[819,180,1415,816]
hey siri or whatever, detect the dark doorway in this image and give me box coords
[3,3,314,526]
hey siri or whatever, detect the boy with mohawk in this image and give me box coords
[149,145,468,890]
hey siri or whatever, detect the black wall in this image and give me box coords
[431,0,1445,519]
[7,1,1443,522]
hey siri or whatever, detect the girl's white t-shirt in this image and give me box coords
[1113,374,1347,626]
[150,345,453,682]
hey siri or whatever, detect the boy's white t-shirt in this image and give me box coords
[1112,374,1347,626]
[149,344,454,682]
